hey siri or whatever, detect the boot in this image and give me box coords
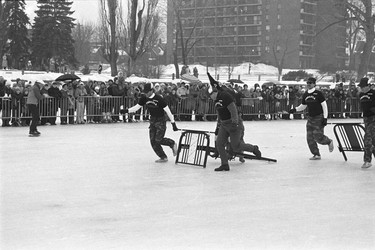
[214,164,230,171]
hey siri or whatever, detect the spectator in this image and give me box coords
[99,81,111,123]
[92,86,101,123]
[1,81,12,127]
[0,76,6,125]
[109,77,124,122]
[196,83,209,121]
[75,82,87,124]
[10,86,24,126]
[47,81,62,125]
[85,80,95,123]
[21,84,31,126]
[177,82,188,98]
[66,82,76,124]
[40,83,52,125]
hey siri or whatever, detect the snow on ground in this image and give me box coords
[0,63,322,88]
[1,119,374,250]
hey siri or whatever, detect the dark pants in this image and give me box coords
[217,119,256,166]
[306,114,331,156]
[149,116,175,159]
[28,104,40,133]
[363,116,375,162]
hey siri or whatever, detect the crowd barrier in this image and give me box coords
[0,96,363,125]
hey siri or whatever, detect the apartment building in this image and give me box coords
[166,0,347,70]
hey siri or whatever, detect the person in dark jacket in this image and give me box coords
[26,81,46,135]
[1,81,12,127]
[108,78,124,122]
[207,72,261,171]
[10,86,24,126]
[47,81,62,125]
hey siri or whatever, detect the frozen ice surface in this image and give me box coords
[1,119,374,250]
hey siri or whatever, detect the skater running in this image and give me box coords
[357,77,374,169]
[289,77,334,160]
[207,72,261,171]
[121,82,179,163]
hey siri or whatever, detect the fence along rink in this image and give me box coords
[0,96,364,125]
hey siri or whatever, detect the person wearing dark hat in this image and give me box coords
[358,77,374,169]
[121,82,179,163]
[26,81,47,136]
[289,77,334,160]
[207,72,261,171]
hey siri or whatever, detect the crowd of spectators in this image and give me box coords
[0,74,367,127]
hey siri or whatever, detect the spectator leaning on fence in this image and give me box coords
[10,85,24,126]
[357,77,374,169]
[1,81,12,127]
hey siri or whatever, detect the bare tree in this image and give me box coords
[346,0,374,78]
[321,0,374,79]
[126,0,161,75]
[170,0,205,78]
[271,36,289,80]
[72,22,95,67]
[0,0,9,63]
[99,0,119,76]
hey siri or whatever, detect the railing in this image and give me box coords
[0,96,363,126]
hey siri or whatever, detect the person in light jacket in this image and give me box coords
[26,81,46,136]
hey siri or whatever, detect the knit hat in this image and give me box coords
[306,77,316,84]
[142,83,153,93]
[207,72,221,93]
[358,77,369,87]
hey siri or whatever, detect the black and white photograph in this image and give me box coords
[1,0,374,249]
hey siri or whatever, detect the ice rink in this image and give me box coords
[1,119,374,250]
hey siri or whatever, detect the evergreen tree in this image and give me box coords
[31,0,77,71]
[0,0,10,62]
[6,0,30,69]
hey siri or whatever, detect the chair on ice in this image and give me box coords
[175,129,276,168]
[333,123,365,161]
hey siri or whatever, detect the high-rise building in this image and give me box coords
[166,0,347,70]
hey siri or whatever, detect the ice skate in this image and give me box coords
[361,162,372,169]
[29,131,40,137]
[309,155,321,160]
[155,158,168,163]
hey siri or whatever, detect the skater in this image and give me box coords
[357,77,374,169]
[26,81,47,136]
[289,77,334,160]
[207,72,261,171]
[121,83,179,163]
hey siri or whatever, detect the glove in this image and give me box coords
[289,108,296,114]
[171,122,178,131]
[322,118,328,127]
[120,108,128,114]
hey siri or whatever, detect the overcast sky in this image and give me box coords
[24,0,100,24]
